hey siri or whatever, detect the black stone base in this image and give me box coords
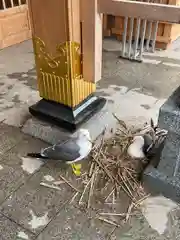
[29,95,106,132]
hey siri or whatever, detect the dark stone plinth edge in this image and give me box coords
[143,165,180,202]
[29,96,106,132]
[158,85,180,132]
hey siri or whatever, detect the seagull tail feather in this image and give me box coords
[27,153,48,159]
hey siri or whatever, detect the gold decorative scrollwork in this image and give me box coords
[33,36,95,107]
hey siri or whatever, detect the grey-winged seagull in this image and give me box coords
[27,129,92,164]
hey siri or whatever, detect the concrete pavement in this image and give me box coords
[0,123,179,239]
[0,38,180,239]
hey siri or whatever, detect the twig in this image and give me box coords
[107,168,134,200]
[53,180,65,185]
[112,113,127,131]
[99,212,137,217]
[93,156,113,182]
[118,171,135,199]
[123,173,136,192]
[87,170,96,208]
[59,175,81,192]
[93,127,106,143]
[121,166,136,173]
[125,169,139,188]
[121,170,138,195]
[69,192,79,204]
[97,217,121,227]
[133,194,151,208]
[124,194,150,222]
[108,227,117,240]
[79,177,92,204]
[105,188,115,202]
[112,190,115,204]
[101,179,111,193]
[126,202,134,222]
[95,133,106,158]
[113,175,134,200]
[79,165,99,205]
[89,162,95,177]
[40,182,62,191]
[76,172,88,181]
[150,118,155,129]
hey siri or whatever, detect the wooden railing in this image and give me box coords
[81,0,180,82]
[99,0,180,23]
[0,0,26,10]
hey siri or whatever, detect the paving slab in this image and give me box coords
[103,39,180,99]
[114,208,180,240]
[0,134,48,166]
[36,204,180,240]
[0,127,48,204]
[0,124,25,155]
[80,217,118,240]
[0,162,32,205]
[36,205,89,240]
[0,213,35,240]
[134,62,180,98]
[102,51,141,89]
[36,204,115,240]
[0,161,79,236]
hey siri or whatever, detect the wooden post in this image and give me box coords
[28,0,106,131]
[81,0,103,82]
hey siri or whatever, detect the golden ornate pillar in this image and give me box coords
[28,0,106,130]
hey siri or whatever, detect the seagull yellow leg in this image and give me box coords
[71,163,82,176]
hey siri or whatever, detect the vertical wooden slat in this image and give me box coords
[134,18,141,58]
[122,17,128,57]
[128,18,134,58]
[152,21,159,52]
[81,0,103,82]
[146,21,153,50]
[10,0,14,7]
[18,0,22,5]
[139,19,147,58]
[2,0,6,9]
[103,15,111,36]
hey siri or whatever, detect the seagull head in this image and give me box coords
[78,129,91,140]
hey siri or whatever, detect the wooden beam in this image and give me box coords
[67,0,81,43]
[28,0,69,55]
[81,0,103,83]
[99,0,180,24]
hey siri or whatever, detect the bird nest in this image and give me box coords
[69,116,166,230]
[64,116,166,231]
[41,116,166,232]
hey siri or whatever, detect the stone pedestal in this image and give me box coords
[143,86,180,202]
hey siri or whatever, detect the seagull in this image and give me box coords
[127,136,146,159]
[27,129,92,164]
[127,127,167,160]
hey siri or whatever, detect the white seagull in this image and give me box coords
[27,129,92,164]
[127,136,145,159]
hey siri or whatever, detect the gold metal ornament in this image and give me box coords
[33,37,95,108]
